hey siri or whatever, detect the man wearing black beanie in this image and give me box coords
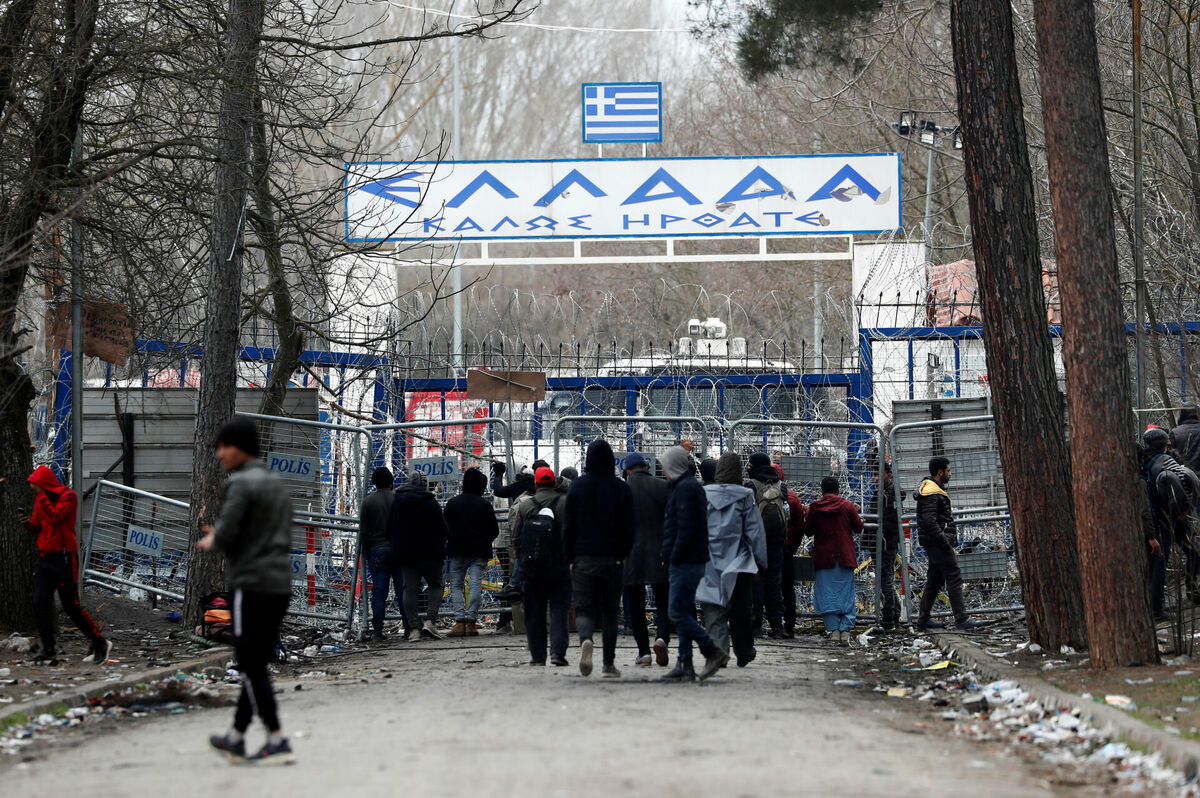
[197,415,296,765]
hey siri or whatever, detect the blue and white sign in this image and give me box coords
[345,154,900,242]
[266,451,318,481]
[126,524,163,559]
[582,82,662,143]
[408,456,462,484]
[613,451,656,475]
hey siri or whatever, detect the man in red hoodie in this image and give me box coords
[803,475,863,645]
[20,465,111,665]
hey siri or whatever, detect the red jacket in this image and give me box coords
[24,466,78,554]
[803,493,862,570]
[785,489,805,548]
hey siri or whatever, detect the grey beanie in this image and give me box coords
[660,446,691,480]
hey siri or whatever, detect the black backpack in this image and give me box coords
[517,495,565,577]
[751,478,788,542]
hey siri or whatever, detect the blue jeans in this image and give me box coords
[449,556,486,622]
[668,562,716,663]
[367,545,406,635]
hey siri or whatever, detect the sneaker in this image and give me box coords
[495,584,523,602]
[404,628,421,642]
[369,630,386,643]
[698,649,730,681]
[209,733,245,763]
[31,652,60,666]
[915,618,945,631]
[494,621,515,635]
[579,640,594,677]
[661,660,696,682]
[601,665,621,678]
[82,638,112,664]
[736,648,757,668]
[420,621,442,640]
[550,655,568,667]
[247,737,295,766]
[767,628,788,640]
[446,622,467,638]
[634,654,652,667]
[838,631,850,647]
[528,659,546,666]
[652,637,669,667]
[953,618,993,631]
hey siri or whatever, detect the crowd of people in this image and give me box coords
[357,437,991,679]
[1141,407,1200,618]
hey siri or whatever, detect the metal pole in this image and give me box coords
[922,143,935,267]
[1132,0,1147,412]
[813,280,823,369]
[451,4,463,372]
[70,130,84,537]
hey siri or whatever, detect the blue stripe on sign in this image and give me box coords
[585,132,661,141]
[584,121,660,128]
[600,105,658,116]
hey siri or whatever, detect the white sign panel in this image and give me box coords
[126,524,163,558]
[266,451,319,481]
[344,154,901,242]
[582,82,662,143]
[408,456,462,484]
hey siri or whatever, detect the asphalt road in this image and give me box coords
[4,637,1052,797]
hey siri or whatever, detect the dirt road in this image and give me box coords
[2,635,1060,797]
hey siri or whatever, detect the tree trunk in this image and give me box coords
[251,97,304,419]
[0,0,97,631]
[949,0,1088,650]
[184,0,267,625]
[1031,0,1158,667]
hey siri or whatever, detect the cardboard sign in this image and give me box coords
[466,369,546,403]
[53,300,135,366]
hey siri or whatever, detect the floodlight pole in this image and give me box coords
[922,143,935,268]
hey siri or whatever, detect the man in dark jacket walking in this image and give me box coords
[878,464,904,631]
[661,445,729,682]
[747,452,788,638]
[359,467,404,641]
[443,467,499,637]
[389,472,449,641]
[916,457,986,631]
[198,416,296,764]
[517,467,572,666]
[622,452,672,667]
[564,440,635,678]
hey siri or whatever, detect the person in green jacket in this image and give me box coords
[197,416,296,765]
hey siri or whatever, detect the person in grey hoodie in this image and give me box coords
[197,416,296,765]
[697,452,767,668]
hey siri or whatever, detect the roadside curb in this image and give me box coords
[934,632,1200,776]
[1,647,234,729]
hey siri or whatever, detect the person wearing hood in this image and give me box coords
[878,464,905,631]
[443,467,499,637]
[1172,405,1200,472]
[697,452,767,668]
[564,440,635,678]
[389,471,449,641]
[1143,426,1200,614]
[516,467,572,666]
[197,416,295,764]
[661,445,729,682]
[804,477,863,644]
[359,467,405,642]
[746,452,788,639]
[21,465,110,666]
[915,457,988,631]
[621,452,672,667]
[699,458,718,486]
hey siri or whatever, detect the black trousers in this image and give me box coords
[782,545,798,630]
[626,581,672,657]
[33,552,101,656]
[523,577,571,663]
[233,590,290,733]
[918,534,966,622]
[571,557,623,667]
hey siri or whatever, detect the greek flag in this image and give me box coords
[582,83,662,143]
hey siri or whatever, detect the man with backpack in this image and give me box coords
[564,440,635,678]
[443,467,499,638]
[746,452,788,639]
[515,466,571,666]
[1143,426,1200,615]
[389,471,449,641]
